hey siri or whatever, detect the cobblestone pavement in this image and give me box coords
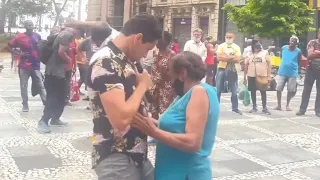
[1,57,320,180]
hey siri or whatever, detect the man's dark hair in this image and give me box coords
[171,51,206,81]
[91,23,112,43]
[157,31,172,51]
[121,14,163,43]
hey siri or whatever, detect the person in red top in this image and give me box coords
[65,30,81,106]
[172,37,179,53]
[205,41,218,86]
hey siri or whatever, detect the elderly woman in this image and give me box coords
[133,51,220,180]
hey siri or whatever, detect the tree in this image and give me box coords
[223,0,315,38]
[0,0,52,33]
[52,0,69,26]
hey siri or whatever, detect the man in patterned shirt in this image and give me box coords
[8,20,46,112]
[297,31,320,117]
[88,14,162,180]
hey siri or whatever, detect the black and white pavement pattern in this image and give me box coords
[0,57,320,180]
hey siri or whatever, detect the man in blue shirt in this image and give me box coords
[275,36,301,111]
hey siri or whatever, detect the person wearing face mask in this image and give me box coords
[183,28,207,62]
[131,51,220,180]
[216,32,242,115]
[244,40,272,114]
[274,36,302,111]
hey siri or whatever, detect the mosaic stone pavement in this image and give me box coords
[0,57,320,179]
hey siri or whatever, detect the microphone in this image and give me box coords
[135,62,153,103]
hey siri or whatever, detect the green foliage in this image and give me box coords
[223,0,315,38]
[5,0,52,16]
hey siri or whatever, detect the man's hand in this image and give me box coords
[20,52,30,57]
[136,70,153,91]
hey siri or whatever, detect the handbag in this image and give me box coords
[254,55,269,91]
[70,74,80,102]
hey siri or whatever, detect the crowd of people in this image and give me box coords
[5,13,320,180]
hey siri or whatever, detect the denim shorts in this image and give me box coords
[276,75,297,92]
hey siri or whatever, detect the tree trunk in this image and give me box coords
[53,0,69,26]
[0,7,6,34]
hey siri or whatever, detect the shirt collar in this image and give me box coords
[193,40,203,46]
[107,41,128,61]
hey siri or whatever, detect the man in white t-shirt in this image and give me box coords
[184,28,207,82]
[183,28,207,61]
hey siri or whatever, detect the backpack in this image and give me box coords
[39,34,57,65]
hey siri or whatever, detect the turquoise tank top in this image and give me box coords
[155,83,220,180]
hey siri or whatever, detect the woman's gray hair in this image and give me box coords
[290,35,299,43]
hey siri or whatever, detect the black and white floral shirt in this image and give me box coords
[88,41,148,168]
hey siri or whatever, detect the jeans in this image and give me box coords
[65,71,72,102]
[19,68,46,107]
[95,153,154,180]
[299,67,320,113]
[41,74,66,123]
[216,68,239,111]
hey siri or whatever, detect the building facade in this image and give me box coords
[87,0,145,30]
[87,0,219,50]
[151,0,219,51]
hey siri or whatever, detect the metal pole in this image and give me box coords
[78,0,82,20]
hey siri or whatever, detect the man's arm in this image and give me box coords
[92,59,152,131]
[7,35,25,56]
[231,45,241,63]
[306,40,320,59]
[58,32,73,63]
[216,44,234,62]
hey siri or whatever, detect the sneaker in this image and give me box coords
[262,108,271,115]
[232,109,243,115]
[83,97,89,101]
[249,108,258,113]
[50,119,68,127]
[38,120,51,133]
[86,106,91,110]
[22,105,29,112]
[296,111,305,116]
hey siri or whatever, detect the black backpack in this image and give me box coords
[39,34,57,65]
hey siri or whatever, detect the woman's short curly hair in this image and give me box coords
[170,51,206,81]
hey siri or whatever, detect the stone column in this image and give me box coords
[191,6,199,37]
[165,8,172,32]
[107,0,114,20]
[210,4,220,40]
[101,0,108,22]
[123,0,132,24]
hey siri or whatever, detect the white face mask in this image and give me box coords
[226,39,233,44]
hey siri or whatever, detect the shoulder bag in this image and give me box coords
[254,54,269,91]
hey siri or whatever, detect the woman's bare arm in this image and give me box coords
[151,86,209,152]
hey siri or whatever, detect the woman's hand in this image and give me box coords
[267,76,272,83]
[243,76,248,85]
[132,113,157,136]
